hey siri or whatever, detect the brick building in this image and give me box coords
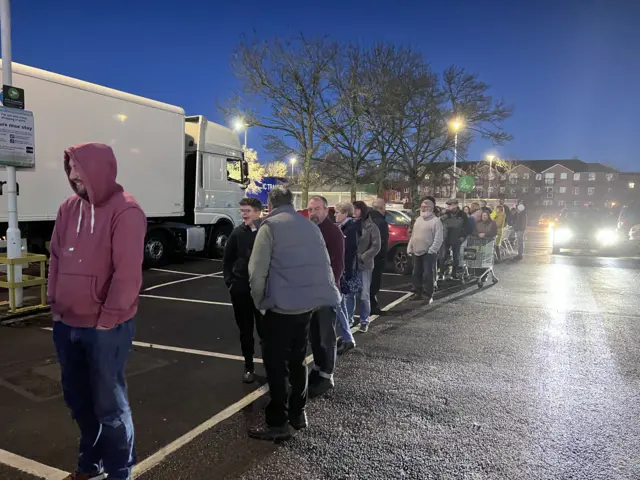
[391,159,626,210]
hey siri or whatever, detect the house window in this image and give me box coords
[573,173,580,181]
[573,187,579,195]
[606,173,614,182]
[545,172,555,179]
[588,187,595,196]
[499,187,505,193]
[523,173,530,180]
[558,200,566,207]
[543,199,553,206]
[589,173,596,181]
[435,187,440,193]
[488,186,494,193]
[510,173,518,180]
[535,187,541,194]
[500,174,506,181]
[560,172,568,180]
[404,188,409,194]
[510,177,517,185]
[522,187,528,193]
[559,187,566,193]
[630,182,636,189]
[546,193,553,199]
[544,178,555,185]
[443,174,450,180]
[536,174,542,181]
[510,188,516,195]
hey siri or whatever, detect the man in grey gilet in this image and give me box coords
[248,186,340,441]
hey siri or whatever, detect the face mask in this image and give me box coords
[517,204,525,212]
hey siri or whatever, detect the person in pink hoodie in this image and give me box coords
[48,143,146,480]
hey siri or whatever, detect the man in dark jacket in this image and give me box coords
[369,198,389,315]
[223,197,263,384]
[440,199,470,279]
[307,196,344,398]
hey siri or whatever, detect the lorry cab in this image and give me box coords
[182,116,248,257]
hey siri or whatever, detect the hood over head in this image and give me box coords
[64,143,122,206]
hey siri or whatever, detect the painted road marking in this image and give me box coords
[380,288,411,294]
[139,294,232,306]
[24,288,415,478]
[131,291,414,478]
[41,328,259,363]
[132,341,263,364]
[0,448,69,480]
[150,268,210,276]
[143,272,223,292]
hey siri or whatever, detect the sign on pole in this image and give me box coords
[0,105,34,168]
[2,84,24,109]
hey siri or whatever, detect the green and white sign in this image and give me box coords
[2,85,25,110]
[457,175,475,193]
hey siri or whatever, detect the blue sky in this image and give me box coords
[6,0,640,171]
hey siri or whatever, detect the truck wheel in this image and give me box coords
[209,224,233,258]
[391,246,411,275]
[144,231,172,268]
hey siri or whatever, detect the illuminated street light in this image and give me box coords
[449,117,464,198]
[232,118,248,148]
[290,156,297,178]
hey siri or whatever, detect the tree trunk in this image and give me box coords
[409,175,420,225]
[350,180,357,202]
[301,150,312,207]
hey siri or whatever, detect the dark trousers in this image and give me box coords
[310,306,337,378]
[445,240,461,274]
[262,310,312,427]
[412,253,436,298]
[53,320,136,480]
[370,256,385,312]
[230,289,263,370]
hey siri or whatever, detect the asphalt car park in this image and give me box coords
[0,257,415,479]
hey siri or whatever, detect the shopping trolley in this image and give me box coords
[499,226,517,258]
[462,237,499,288]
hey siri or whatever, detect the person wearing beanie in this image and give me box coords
[407,198,444,304]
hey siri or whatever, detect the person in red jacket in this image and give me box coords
[307,196,345,398]
[48,143,146,480]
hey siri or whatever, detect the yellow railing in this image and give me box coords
[0,252,48,314]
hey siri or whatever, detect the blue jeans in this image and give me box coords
[53,320,136,480]
[358,268,372,325]
[336,296,355,344]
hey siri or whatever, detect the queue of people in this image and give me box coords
[45,142,530,477]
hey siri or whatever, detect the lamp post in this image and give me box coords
[486,154,495,199]
[290,156,297,179]
[233,118,248,148]
[449,117,464,198]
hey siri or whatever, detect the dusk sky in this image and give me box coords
[7,0,640,171]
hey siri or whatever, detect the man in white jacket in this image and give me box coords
[408,198,444,304]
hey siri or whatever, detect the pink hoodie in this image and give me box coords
[48,143,146,329]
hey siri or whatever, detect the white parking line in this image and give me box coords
[150,268,209,276]
[143,272,223,292]
[139,294,232,306]
[132,341,263,364]
[0,448,68,480]
[131,291,414,477]
[380,288,411,294]
[383,272,403,276]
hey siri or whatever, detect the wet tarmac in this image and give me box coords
[2,231,640,479]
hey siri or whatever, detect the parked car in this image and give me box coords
[538,213,559,229]
[385,209,411,274]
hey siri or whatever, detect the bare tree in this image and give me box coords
[313,44,377,200]
[224,36,339,205]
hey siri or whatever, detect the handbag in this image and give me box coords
[340,271,362,295]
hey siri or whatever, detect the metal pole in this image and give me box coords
[452,133,458,198]
[1,0,23,308]
[243,128,247,149]
[489,158,492,200]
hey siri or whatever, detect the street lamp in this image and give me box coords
[486,154,495,199]
[449,117,464,198]
[290,156,297,179]
[232,118,248,148]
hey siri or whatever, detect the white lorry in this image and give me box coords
[0,61,249,266]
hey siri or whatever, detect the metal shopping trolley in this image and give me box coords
[462,237,499,288]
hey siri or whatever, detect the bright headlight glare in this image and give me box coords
[553,228,572,243]
[597,229,618,245]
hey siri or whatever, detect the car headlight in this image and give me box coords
[597,229,618,246]
[553,228,572,243]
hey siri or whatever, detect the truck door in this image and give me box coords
[195,152,242,225]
